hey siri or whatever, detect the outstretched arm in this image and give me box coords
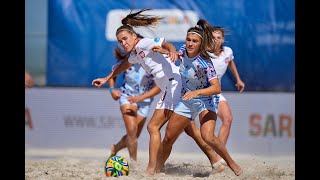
[92,59,131,88]
[228,60,245,92]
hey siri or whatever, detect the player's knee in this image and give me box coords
[127,125,138,136]
[201,132,217,145]
[147,123,158,134]
[162,134,175,146]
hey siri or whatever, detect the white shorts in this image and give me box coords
[119,93,152,117]
[218,93,227,102]
[155,78,182,111]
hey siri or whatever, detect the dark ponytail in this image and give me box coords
[195,19,214,60]
[116,9,163,36]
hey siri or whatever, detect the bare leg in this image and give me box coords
[184,121,225,174]
[199,110,243,176]
[118,104,139,161]
[217,100,233,145]
[109,114,146,158]
[157,113,190,173]
[216,100,233,164]
[145,109,172,175]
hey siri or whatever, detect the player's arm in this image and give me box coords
[108,76,122,101]
[92,59,131,88]
[228,60,245,92]
[182,78,221,100]
[161,41,179,62]
[127,84,161,103]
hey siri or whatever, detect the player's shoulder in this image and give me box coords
[223,46,233,56]
[195,55,213,69]
[223,46,233,53]
[140,37,163,43]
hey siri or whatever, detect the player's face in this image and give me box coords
[185,33,202,58]
[212,30,224,46]
[116,31,137,52]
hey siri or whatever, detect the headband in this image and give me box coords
[187,31,203,39]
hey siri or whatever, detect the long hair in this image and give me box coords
[116,9,163,36]
[186,19,214,60]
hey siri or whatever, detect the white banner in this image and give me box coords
[25,88,295,156]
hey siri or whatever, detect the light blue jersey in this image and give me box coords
[112,61,154,103]
[174,44,220,120]
[178,44,218,99]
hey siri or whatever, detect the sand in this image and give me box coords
[25,148,295,180]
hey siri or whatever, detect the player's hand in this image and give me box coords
[92,78,107,88]
[167,51,179,62]
[127,95,143,104]
[235,80,245,92]
[182,90,199,100]
[152,46,179,62]
[92,74,112,88]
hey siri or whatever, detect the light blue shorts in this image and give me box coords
[174,95,220,120]
[119,93,152,118]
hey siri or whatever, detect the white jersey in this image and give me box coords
[128,37,180,91]
[208,46,234,103]
[208,46,234,84]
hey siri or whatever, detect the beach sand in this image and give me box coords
[25,148,295,180]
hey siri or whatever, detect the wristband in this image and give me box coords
[109,87,115,92]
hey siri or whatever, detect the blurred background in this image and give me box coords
[25,0,294,91]
[25,0,295,157]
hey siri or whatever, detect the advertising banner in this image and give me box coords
[25,88,295,156]
[47,0,294,91]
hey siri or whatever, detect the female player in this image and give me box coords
[156,19,243,176]
[107,45,161,162]
[209,26,245,165]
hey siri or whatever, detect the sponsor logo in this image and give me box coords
[225,57,231,64]
[139,51,145,58]
[64,115,124,129]
[106,9,199,41]
[249,113,295,138]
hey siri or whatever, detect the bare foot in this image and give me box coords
[155,162,165,173]
[234,167,243,176]
[230,164,243,176]
[155,166,165,173]
[210,161,225,175]
[145,168,155,176]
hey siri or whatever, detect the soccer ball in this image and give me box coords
[105,155,129,177]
